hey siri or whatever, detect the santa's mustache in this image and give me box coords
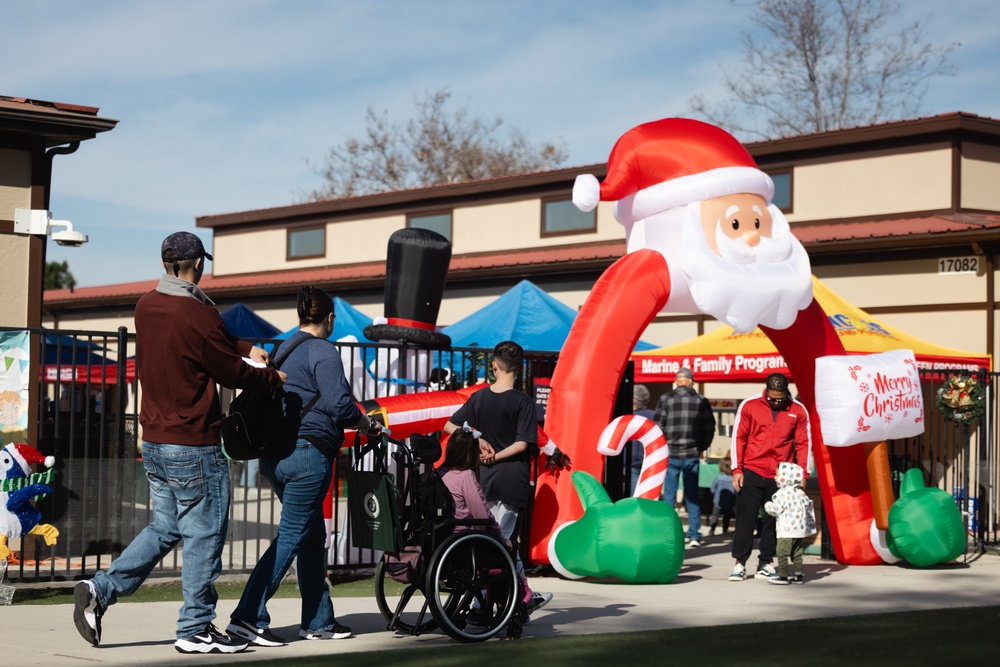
[714,215,793,265]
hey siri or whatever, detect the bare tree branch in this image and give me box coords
[300,88,568,201]
[690,0,959,139]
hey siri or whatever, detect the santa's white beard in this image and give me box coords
[680,203,813,333]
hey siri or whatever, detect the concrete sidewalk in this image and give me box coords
[5,539,997,667]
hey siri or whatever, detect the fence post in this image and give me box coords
[116,327,128,455]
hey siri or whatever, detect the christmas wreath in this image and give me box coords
[937,374,985,425]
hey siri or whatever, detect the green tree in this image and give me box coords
[303,88,568,200]
[44,260,76,290]
[690,0,959,139]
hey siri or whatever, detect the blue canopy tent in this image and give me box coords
[443,280,659,352]
[273,297,375,343]
[431,281,657,388]
[220,303,281,339]
[42,334,106,365]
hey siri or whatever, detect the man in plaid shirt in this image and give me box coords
[654,367,716,547]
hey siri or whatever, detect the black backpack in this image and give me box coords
[418,469,456,529]
[220,336,320,461]
[383,468,456,586]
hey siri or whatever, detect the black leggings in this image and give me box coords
[731,469,777,565]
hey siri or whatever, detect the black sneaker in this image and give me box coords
[175,624,249,654]
[790,574,805,585]
[73,580,104,647]
[298,622,352,640]
[226,616,286,647]
[466,607,491,628]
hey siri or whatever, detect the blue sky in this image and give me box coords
[4,0,999,288]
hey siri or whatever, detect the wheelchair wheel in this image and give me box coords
[374,557,440,635]
[425,531,518,642]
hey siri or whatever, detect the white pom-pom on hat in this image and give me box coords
[44,456,55,468]
[572,173,601,212]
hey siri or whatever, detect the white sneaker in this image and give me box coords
[525,591,552,614]
[299,622,352,640]
[175,624,248,654]
[755,562,778,580]
[687,539,701,548]
[73,580,104,647]
[728,562,746,581]
[226,617,286,647]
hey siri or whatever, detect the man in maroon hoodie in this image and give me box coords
[74,232,286,654]
[727,373,810,582]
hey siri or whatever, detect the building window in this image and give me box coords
[408,211,452,241]
[768,170,793,213]
[542,197,596,236]
[287,226,325,260]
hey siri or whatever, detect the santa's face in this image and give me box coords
[699,193,772,257]
[678,194,813,333]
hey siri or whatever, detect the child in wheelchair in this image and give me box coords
[439,428,548,620]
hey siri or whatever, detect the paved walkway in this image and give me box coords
[5,539,997,666]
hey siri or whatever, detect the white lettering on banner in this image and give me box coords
[692,356,732,375]
[641,359,682,376]
[643,355,794,377]
[915,360,985,372]
[733,355,787,375]
[45,368,78,381]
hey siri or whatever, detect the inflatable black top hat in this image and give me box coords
[364,227,452,348]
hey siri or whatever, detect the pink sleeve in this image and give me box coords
[459,472,505,541]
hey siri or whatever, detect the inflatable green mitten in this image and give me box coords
[547,471,684,583]
[886,468,965,567]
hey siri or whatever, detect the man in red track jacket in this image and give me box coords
[727,373,810,582]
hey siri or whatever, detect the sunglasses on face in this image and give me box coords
[766,394,788,405]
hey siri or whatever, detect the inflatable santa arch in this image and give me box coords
[532,118,885,566]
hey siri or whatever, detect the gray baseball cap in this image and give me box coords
[161,231,212,261]
[675,367,693,380]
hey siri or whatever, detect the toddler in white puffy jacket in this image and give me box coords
[764,462,815,584]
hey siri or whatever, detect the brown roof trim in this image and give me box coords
[45,213,1000,310]
[0,96,119,146]
[196,112,1000,231]
[43,240,627,309]
[746,112,1000,161]
[197,163,607,229]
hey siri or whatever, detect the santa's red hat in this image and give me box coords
[573,118,774,224]
[6,443,55,475]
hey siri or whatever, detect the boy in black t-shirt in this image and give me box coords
[445,341,552,615]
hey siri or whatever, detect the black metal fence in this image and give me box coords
[1,326,557,582]
[2,325,995,584]
[887,369,998,548]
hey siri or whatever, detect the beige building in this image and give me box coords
[43,112,1000,405]
[0,96,117,445]
[1,97,117,329]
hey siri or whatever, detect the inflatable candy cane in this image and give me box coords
[597,415,667,499]
[548,416,683,583]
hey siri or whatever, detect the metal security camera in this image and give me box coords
[50,220,89,247]
[13,208,88,247]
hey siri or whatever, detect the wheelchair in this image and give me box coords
[361,433,527,642]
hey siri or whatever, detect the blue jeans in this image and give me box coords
[92,442,230,639]
[233,439,334,632]
[240,459,259,487]
[663,457,701,540]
